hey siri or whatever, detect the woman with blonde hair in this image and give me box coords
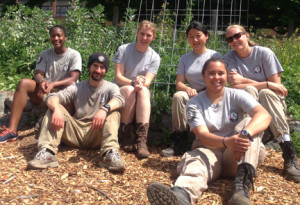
[113,20,160,158]
[224,24,300,183]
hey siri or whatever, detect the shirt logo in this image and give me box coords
[187,111,195,121]
[63,65,69,71]
[253,67,261,73]
[98,56,105,62]
[37,56,42,64]
[228,112,238,122]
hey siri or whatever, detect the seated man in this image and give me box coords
[27,52,126,172]
[0,25,81,143]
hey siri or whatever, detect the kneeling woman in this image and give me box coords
[113,20,160,158]
[147,58,271,205]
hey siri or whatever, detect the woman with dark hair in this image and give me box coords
[147,58,271,205]
[161,21,222,157]
[224,24,300,183]
[0,25,82,144]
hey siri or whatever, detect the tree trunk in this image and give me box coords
[52,0,56,17]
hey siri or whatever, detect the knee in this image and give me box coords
[120,86,135,98]
[16,78,33,91]
[173,91,187,103]
[138,86,150,98]
[244,86,258,98]
[258,89,275,99]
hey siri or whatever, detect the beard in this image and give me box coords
[90,72,105,82]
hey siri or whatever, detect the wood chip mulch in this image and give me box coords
[0,127,299,205]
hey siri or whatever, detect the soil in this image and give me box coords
[0,127,299,205]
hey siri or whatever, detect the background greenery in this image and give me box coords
[0,2,299,153]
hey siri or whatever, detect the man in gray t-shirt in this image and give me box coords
[27,52,126,172]
[0,25,81,144]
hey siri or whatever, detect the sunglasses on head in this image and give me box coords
[226,32,246,43]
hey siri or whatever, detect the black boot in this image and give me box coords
[147,182,191,205]
[118,123,136,152]
[229,163,256,205]
[280,141,300,182]
[161,131,193,157]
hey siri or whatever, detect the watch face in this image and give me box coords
[241,130,249,136]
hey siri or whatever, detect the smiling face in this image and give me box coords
[187,28,208,54]
[136,27,156,49]
[89,62,106,82]
[50,27,67,50]
[226,27,249,51]
[203,61,227,93]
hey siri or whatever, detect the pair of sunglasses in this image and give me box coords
[226,32,246,43]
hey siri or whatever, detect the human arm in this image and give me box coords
[92,98,122,130]
[228,72,287,97]
[176,74,197,98]
[46,96,64,131]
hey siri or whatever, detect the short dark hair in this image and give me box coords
[186,21,209,37]
[49,25,67,37]
[202,57,227,75]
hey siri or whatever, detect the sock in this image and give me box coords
[277,133,290,142]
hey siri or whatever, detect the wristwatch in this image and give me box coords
[103,104,111,113]
[241,129,253,142]
[131,80,135,86]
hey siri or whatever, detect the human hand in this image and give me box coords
[51,108,64,131]
[228,72,247,87]
[39,80,48,94]
[185,88,197,98]
[225,134,250,161]
[44,82,55,95]
[268,81,288,97]
[92,109,107,130]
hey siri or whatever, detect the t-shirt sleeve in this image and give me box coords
[35,50,47,72]
[69,50,82,73]
[224,52,238,73]
[234,89,260,114]
[112,45,126,65]
[212,52,223,59]
[186,98,206,130]
[147,52,160,75]
[176,56,185,75]
[47,84,77,105]
[261,47,284,78]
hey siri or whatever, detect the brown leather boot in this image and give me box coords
[136,123,150,158]
[118,123,136,152]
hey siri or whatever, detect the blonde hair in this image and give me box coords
[225,24,256,47]
[137,20,157,36]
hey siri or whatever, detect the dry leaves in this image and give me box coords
[0,127,299,204]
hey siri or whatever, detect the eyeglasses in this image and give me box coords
[226,32,246,43]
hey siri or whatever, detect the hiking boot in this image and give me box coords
[0,126,18,144]
[147,182,191,205]
[161,131,192,157]
[119,123,136,152]
[229,162,256,205]
[136,123,150,158]
[27,148,58,169]
[280,141,300,182]
[100,149,125,172]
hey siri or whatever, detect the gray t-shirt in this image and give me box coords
[177,49,222,92]
[186,87,259,137]
[48,80,125,122]
[112,42,160,80]
[35,48,82,85]
[224,46,283,81]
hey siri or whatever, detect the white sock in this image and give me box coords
[277,134,290,142]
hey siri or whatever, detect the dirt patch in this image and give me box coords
[0,127,299,204]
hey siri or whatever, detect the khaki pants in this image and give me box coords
[174,118,266,204]
[172,91,189,131]
[38,105,120,156]
[245,86,289,139]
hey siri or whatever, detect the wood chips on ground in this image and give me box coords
[0,127,299,205]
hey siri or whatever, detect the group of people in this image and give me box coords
[0,20,299,205]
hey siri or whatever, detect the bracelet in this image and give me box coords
[266,81,269,88]
[222,137,227,148]
[100,107,108,113]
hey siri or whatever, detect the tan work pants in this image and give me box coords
[38,105,120,156]
[172,91,189,131]
[174,118,266,204]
